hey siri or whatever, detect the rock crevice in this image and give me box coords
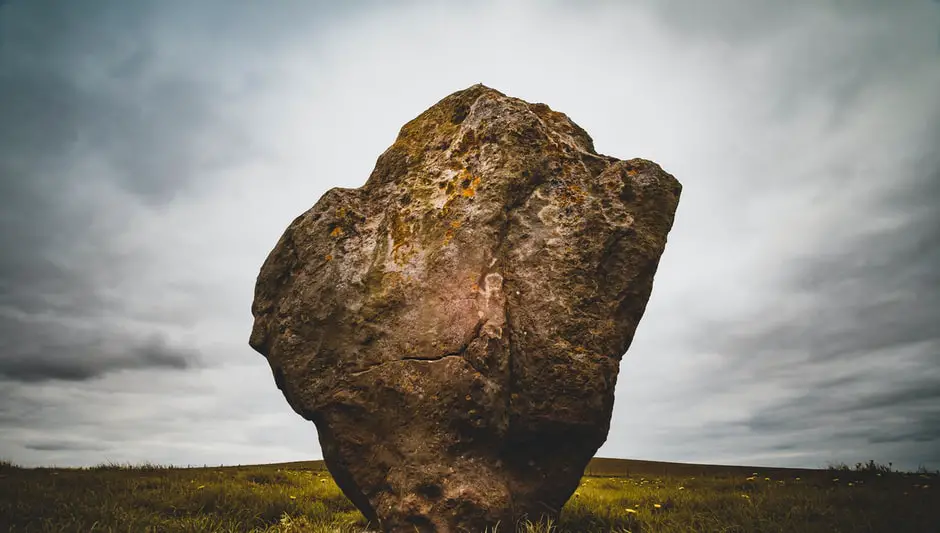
[350,317,489,377]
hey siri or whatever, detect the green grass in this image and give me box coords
[0,458,937,532]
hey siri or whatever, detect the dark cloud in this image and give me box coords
[0,332,200,383]
[0,2,255,202]
[867,414,940,445]
[25,440,110,452]
[743,376,940,432]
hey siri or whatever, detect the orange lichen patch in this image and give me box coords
[556,183,587,208]
[442,228,455,246]
[453,168,482,198]
[327,206,366,238]
[461,175,482,198]
[325,254,333,262]
[470,283,480,293]
[450,220,461,228]
[627,169,638,177]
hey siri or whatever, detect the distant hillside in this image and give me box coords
[583,457,828,478]
[259,457,831,479]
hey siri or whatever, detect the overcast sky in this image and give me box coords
[1,0,938,472]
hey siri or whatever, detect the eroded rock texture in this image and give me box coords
[249,84,681,532]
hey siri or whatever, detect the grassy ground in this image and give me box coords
[1,458,937,532]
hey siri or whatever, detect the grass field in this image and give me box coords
[1,457,937,532]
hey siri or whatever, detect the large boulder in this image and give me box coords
[249,84,681,532]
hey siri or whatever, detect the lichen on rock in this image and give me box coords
[249,84,681,532]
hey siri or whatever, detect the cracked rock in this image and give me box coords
[249,84,681,532]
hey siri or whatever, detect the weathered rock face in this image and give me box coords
[249,84,681,532]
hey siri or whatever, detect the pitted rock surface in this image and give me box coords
[249,84,681,532]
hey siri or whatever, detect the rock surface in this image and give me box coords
[249,84,681,532]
